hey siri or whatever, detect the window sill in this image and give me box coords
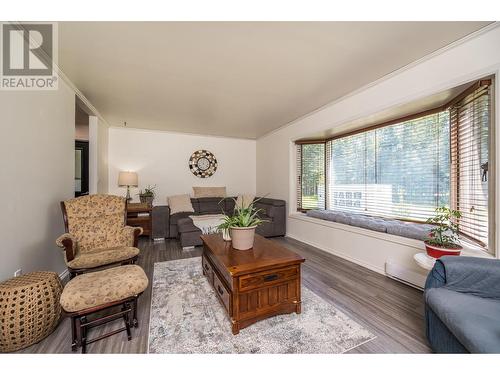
[288,212,495,259]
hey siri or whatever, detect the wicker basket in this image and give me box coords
[0,271,62,352]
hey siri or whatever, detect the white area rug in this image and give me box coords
[148,257,375,353]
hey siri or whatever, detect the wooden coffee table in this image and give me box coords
[201,234,305,334]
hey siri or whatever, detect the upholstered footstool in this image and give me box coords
[177,218,203,248]
[0,271,62,352]
[60,265,148,353]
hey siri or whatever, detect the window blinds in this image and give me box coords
[450,82,491,248]
[296,143,325,210]
[327,111,450,221]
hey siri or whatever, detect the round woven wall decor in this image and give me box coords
[189,150,217,178]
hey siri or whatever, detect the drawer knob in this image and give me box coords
[217,285,224,295]
[264,274,278,282]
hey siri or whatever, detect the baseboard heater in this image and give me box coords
[385,260,427,290]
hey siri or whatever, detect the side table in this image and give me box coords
[413,252,436,271]
[127,202,152,239]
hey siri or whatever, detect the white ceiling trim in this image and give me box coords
[108,125,257,141]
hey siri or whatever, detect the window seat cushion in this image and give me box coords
[306,210,433,241]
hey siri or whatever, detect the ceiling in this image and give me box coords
[58,22,492,139]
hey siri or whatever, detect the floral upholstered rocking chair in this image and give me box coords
[56,194,142,278]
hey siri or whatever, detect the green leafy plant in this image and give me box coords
[137,184,156,199]
[425,207,462,248]
[217,198,267,230]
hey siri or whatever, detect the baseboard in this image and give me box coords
[285,233,386,276]
[385,261,426,290]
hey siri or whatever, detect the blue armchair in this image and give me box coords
[424,256,500,353]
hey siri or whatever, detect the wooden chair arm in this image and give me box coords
[133,227,142,247]
[55,233,77,262]
[122,226,143,247]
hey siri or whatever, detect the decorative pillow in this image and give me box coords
[192,186,226,198]
[167,194,195,215]
[236,194,255,209]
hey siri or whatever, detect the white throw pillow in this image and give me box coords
[236,194,255,209]
[167,194,195,214]
[192,186,226,198]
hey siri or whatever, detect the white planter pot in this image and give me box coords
[230,226,257,250]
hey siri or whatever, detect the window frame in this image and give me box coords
[296,140,327,212]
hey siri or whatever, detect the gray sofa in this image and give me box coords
[152,197,286,247]
[424,256,500,353]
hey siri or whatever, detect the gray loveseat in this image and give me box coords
[424,256,500,353]
[152,197,286,247]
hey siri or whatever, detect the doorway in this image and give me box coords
[75,140,89,196]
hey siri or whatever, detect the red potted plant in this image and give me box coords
[424,207,463,258]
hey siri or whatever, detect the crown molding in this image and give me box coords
[109,125,257,141]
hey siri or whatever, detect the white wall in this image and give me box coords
[97,119,109,194]
[108,128,256,204]
[89,116,98,194]
[89,116,109,194]
[0,81,75,281]
[257,25,500,282]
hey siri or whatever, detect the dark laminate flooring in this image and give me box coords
[19,236,431,354]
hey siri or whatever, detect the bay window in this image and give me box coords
[296,79,494,252]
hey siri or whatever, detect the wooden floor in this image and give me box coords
[19,236,431,354]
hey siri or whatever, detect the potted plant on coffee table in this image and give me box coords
[217,199,266,250]
[424,206,463,258]
[217,218,232,242]
[137,185,156,206]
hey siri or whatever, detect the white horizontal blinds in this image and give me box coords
[296,145,302,211]
[450,83,490,248]
[328,131,374,214]
[298,143,326,210]
[325,141,332,211]
[327,111,450,220]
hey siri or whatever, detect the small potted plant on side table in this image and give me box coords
[137,185,156,206]
[218,199,266,250]
[424,207,463,258]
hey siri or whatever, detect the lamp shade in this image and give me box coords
[118,171,138,187]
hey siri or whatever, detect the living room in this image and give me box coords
[1,1,500,373]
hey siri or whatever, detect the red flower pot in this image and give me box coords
[424,241,462,258]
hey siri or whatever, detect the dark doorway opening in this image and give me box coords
[75,140,89,197]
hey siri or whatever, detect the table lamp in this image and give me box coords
[118,171,138,201]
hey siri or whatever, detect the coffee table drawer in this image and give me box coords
[239,266,298,292]
[213,272,231,313]
[202,255,214,285]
